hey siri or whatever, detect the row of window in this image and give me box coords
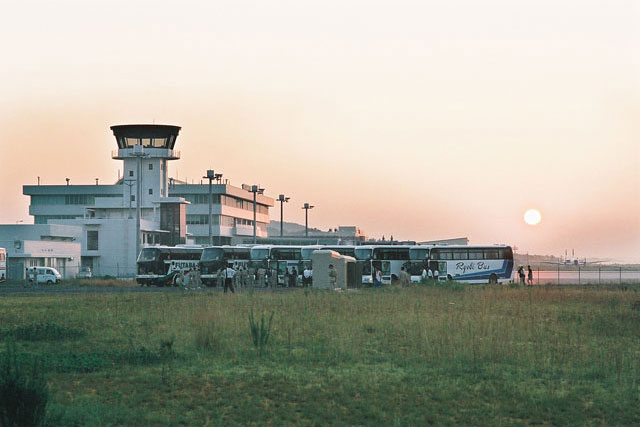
[430,249,512,260]
[175,193,269,214]
[34,215,78,224]
[32,194,122,206]
[117,136,176,149]
[186,215,236,226]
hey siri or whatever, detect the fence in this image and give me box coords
[532,267,640,285]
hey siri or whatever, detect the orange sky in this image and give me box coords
[1,0,638,262]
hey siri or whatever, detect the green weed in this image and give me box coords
[249,310,274,357]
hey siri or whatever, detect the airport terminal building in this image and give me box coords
[23,124,273,277]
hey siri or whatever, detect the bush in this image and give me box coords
[249,310,274,357]
[0,342,49,427]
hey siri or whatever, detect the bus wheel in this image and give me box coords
[489,274,498,284]
[446,274,452,281]
[47,280,53,285]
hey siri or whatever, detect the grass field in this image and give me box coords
[1,284,639,425]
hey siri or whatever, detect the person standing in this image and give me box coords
[216,268,224,288]
[527,265,534,286]
[303,267,312,287]
[224,265,236,293]
[375,268,383,288]
[290,267,298,288]
[328,264,338,288]
[518,266,525,285]
[257,266,266,287]
[433,268,439,281]
[421,267,427,282]
[268,267,278,288]
[427,267,433,281]
[399,266,410,287]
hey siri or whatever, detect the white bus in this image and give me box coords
[250,245,303,286]
[427,245,514,284]
[136,245,203,286]
[0,247,6,282]
[353,245,412,285]
[199,246,251,286]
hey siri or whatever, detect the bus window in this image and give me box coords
[484,249,499,260]
[468,250,483,260]
[439,250,453,260]
[498,248,513,260]
[453,250,468,260]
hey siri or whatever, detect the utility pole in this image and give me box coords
[302,203,314,238]
[250,185,265,244]
[277,194,290,237]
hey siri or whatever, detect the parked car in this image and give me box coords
[77,267,92,279]
[27,267,62,285]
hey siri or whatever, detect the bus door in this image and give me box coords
[430,261,447,279]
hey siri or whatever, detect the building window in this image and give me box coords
[148,188,153,195]
[131,195,135,202]
[129,170,134,177]
[148,163,153,170]
[87,231,99,251]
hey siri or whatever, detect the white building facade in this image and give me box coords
[0,224,82,280]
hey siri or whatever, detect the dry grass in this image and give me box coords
[1,285,639,425]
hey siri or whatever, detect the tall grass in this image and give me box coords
[0,286,638,424]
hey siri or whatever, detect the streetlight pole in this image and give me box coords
[302,203,314,237]
[203,170,215,247]
[131,145,149,262]
[277,194,290,237]
[250,185,265,244]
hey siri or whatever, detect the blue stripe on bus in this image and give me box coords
[452,260,513,280]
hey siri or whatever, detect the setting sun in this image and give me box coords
[524,209,542,226]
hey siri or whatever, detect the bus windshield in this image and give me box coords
[138,248,159,263]
[250,248,270,260]
[301,247,317,260]
[410,248,429,261]
[201,247,224,262]
[354,248,372,260]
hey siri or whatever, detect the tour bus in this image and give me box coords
[199,246,251,286]
[249,245,302,286]
[371,245,412,284]
[354,246,374,285]
[0,247,6,282]
[353,245,412,285]
[427,245,514,284]
[136,245,203,286]
[407,245,432,282]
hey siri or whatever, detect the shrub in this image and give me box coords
[249,310,274,357]
[0,342,49,427]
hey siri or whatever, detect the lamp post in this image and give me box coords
[131,145,149,262]
[277,194,290,237]
[203,170,215,246]
[250,185,265,244]
[302,203,314,237]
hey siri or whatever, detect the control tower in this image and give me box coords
[111,124,181,206]
[111,124,186,247]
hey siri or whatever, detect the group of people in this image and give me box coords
[173,268,202,290]
[517,265,534,285]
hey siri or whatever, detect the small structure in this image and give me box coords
[311,250,356,289]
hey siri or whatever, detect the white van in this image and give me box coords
[27,267,62,285]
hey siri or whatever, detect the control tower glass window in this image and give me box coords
[125,137,139,147]
[152,138,166,148]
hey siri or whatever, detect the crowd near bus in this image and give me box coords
[136,243,514,287]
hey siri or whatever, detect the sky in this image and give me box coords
[0,0,638,262]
